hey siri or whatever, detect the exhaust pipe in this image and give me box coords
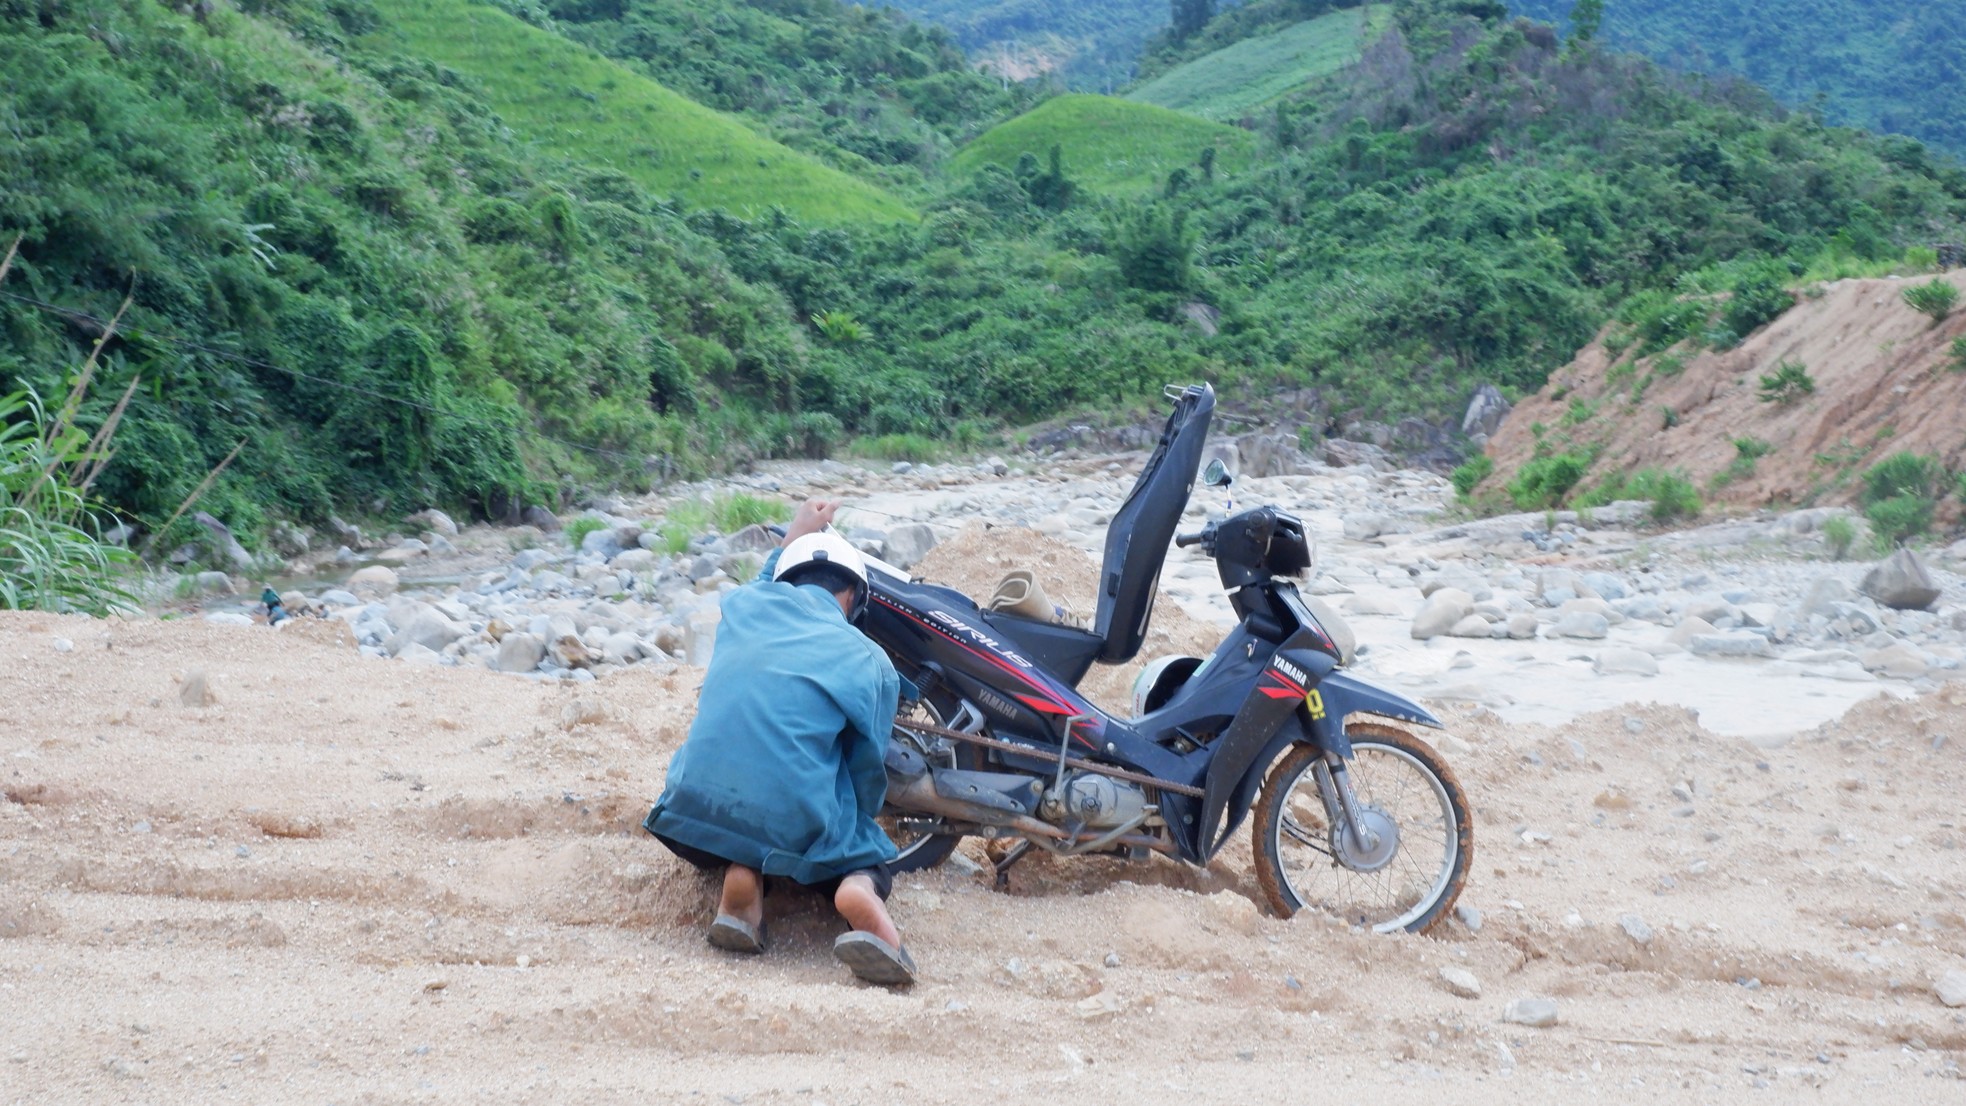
[885,770,1067,840]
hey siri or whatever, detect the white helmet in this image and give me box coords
[774,532,870,618]
[1131,654,1205,719]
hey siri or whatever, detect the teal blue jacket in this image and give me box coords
[644,549,901,882]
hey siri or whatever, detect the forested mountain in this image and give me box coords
[1509,0,1966,160]
[880,0,1175,90]
[4,0,1964,551]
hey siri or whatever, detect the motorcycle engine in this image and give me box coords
[1039,772,1147,829]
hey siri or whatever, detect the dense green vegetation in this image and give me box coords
[949,94,1261,195]
[0,0,847,545]
[1129,5,1390,120]
[369,0,914,222]
[490,0,1033,186]
[883,0,1173,91]
[5,0,1966,559]
[1509,0,1966,160]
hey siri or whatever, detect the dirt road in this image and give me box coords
[3,608,1963,1103]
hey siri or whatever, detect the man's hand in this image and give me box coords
[782,497,841,546]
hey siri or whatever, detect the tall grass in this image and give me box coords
[1,238,138,614]
[950,94,1261,197]
[370,0,914,225]
[1129,5,1392,120]
[655,493,793,555]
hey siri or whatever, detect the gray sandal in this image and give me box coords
[706,913,765,954]
[833,931,917,986]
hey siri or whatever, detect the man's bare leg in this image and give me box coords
[719,865,764,930]
[832,873,900,948]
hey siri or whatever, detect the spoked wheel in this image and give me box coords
[1253,722,1473,933]
[879,695,981,873]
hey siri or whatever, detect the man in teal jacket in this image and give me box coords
[644,498,916,985]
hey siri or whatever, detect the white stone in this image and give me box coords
[1439,966,1482,999]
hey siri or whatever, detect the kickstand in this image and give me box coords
[991,840,1032,892]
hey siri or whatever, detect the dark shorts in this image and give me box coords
[653,833,893,901]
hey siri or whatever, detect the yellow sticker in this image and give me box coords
[1305,688,1326,720]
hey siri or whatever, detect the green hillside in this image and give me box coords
[1510,0,1966,160]
[949,94,1261,196]
[368,0,915,224]
[1129,5,1391,119]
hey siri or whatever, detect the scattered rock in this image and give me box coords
[1074,991,1126,1021]
[1860,642,1930,680]
[521,505,561,532]
[1619,913,1654,946]
[1552,611,1609,639]
[1502,997,1559,1028]
[1454,904,1483,933]
[1687,632,1775,658]
[1861,548,1941,611]
[179,670,216,707]
[1439,966,1482,999]
[1594,648,1659,676]
[1937,969,1966,1008]
[883,523,939,570]
[1411,588,1474,641]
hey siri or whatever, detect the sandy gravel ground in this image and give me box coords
[4,587,1964,1103]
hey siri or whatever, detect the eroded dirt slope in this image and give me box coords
[1485,270,1966,508]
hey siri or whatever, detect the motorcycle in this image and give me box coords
[854,383,1472,932]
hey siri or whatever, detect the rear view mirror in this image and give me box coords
[1202,458,1234,487]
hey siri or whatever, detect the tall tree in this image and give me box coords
[1569,0,1604,45]
[1171,0,1216,42]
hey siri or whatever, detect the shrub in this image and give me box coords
[0,388,136,616]
[850,433,945,463]
[1949,335,1966,372]
[1723,262,1793,340]
[1902,279,1959,324]
[1576,466,1701,523]
[564,516,609,550]
[1451,454,1494,499]
[1865,494,1933,548]
[1757,359,1814,404]
[714,493,791,531]
[1821,514,1856,560]
[1506,452,1589,510]
[1732,436,1773,460]
[811,309,868,344]
[1861,451,1945,505]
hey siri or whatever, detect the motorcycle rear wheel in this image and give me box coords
[1252,723,1472,934]
[879,695,981,873]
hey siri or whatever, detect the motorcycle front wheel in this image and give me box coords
[1252,722,1473,934]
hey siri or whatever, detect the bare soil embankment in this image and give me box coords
[4,597,1964,1102]
[1486,270,1966,508]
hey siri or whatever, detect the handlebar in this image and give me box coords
[1174,530,1205,548]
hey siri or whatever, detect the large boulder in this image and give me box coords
[521,505,561,532]
[1593,648,1660,676]
[1460,383,1511,441]
[494,632,545,673]
[192,511,254,571]
[726,524,779,554]
[1411,588,1474,640]
[1236,433,1304,479]
[1688,632,1775,659]
[1551,610,1609,639]
[386,607,470,656]
[1321,439,1394,471]
[407,508,458,537]
[1860,548,1941,611]
[883,523,939,571]
[346,565,399,599]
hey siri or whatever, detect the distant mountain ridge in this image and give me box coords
[1509,0,1966,160]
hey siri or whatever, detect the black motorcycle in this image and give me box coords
[858,384,1472,933]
